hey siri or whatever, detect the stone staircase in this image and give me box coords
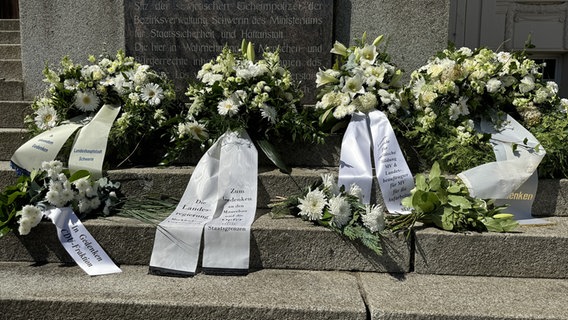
[1,19,568,320]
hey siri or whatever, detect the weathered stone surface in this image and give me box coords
[0,214,411,273]
[0,263,366,320]
[0,101,31,128]
[125,0,334,103]
[362,272,568,320]
[414,217,568,279]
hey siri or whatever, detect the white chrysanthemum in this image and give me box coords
[329,195,351,228]
[297,189,327,221]
[74,177,91,193]
[321,173,340,195]
[496,51,512,64]
[486,78,502,93]
[74,90,100,112]
[333,104,351,119]
[140,83,164,106]
[217,97,240,116]
[546,81,559,95]
[34,105,58,130]
[362,204,385,233]
[60,188,75,203]
[46,190,67,207]
[178,121,208,140]
[348,183,363,200]
[260,104,278,124]
[21,205,43,227]
[49,180,64,193]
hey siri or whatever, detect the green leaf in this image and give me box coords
[447,183,462,194]
[415,173,428,191]
[483,217,519,232]
[69,170,91,182]
[429,161,441,180]
[256,139,291,174]
[429,176,442,192]
[447,195,472,209]
[412,190,438,213]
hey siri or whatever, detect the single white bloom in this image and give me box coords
[348,183,363,200]
[546,81,559,94]
[141,83,164,106]
[321,173,340,195]
[486,78,502,93]
[74,90,100,112]
[21,205,43,227]
[329,195,351,228]
[34,105,58,130]
[74,177,92,193]
[362,204,385,233]
[298,189,327,221]
[355,92,378,113]
[359,44,378,67]
[316,69,340,87]
[217,97,240,116]
[342,74,365,96]
[519,75,535,93]
[178,121,208,141]
[63,78,79,90]
[260,104,278,124]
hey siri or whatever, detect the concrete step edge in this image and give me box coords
[2,262,567,320]
[0,262,367,320]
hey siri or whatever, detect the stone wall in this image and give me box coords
[19,0,449,99]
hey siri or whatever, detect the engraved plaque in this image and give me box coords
[125,0,334,103]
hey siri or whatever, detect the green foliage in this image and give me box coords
[390,162,519,233]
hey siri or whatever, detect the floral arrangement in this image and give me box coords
[168,40,325,172]
[0,160,122,237]
[271,162,519,255]
[388,162,518,233]
[314,33,405,131]
[403,46,568,177]
[26,50,179,167]
[270,173,386,255]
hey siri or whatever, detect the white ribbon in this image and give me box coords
[338,110,414,213]
[149,135,222,276]
[202,130,258,275]
[68,104,121,179]
[44,207,122,276]
[149,130,258,276]
[458,114,546,222]
[11,123,83,174]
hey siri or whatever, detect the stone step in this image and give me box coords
[0,101,31,128]
[0,19,20,31]
[1,160,566,216]
[0,214,410,273]
[0,129,26,161]
[0,58,22,80]
[1,262,567,320]
[0,30,20,44]
[0,79,24,100]
[0,44,21,59]
[1,207,568,278]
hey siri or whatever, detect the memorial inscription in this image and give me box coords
[125,0,334,103]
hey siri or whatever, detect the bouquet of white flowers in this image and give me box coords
[0,160,122,237]
[167,40,324,172]
[270,173,385,255]
[25,50,179,168]
[403,46,568,177]
[314,33,405,131]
